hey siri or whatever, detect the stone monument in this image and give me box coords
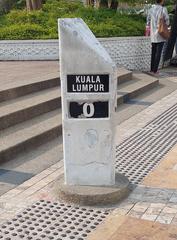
[56,18,130,205]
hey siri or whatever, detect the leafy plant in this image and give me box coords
[0,23,48,39]
[0,0,146,39]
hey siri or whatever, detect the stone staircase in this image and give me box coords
[117,68,159,105]
[0,68,159,164]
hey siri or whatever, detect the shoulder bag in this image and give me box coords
[158,7,170,39]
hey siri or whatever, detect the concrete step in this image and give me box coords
[0,70,159,165]
[117,67,132,85]
[0,73,60,103]
[0,67,130,104]
[116,77,177,125]
[117,73,159,105]
[0,109,62,163]
[0,137,63,196]
[0,87,61,131]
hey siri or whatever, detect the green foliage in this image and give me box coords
[0,23,48,39]
[84,8,145,37]
[6,9,46,25]
[0,0,146,39]
[0,0,26,14]
[14,0,26,9]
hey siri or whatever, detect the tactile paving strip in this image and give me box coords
[1,102,177,239]
[0,200,109,240]
[116,103,177,184]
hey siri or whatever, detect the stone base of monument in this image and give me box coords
[54,172,131,206]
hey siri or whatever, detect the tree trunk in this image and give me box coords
[86,0,94,6]
[32,0,42,10]
[26,0,33,11]
[96,0,108,8]
[108,0,118,9]
[26,0,42,11]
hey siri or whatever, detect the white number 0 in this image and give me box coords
[83,103,95,118]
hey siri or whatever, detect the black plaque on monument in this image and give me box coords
[69,101,109,118]
[67,74,109,93]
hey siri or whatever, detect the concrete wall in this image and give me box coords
[0,37,152,70]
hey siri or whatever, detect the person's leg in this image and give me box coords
[153,42,164,73]
[151,43,156,72]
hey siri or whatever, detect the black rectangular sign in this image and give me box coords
[69,101,109,118]
[67,74,109,93]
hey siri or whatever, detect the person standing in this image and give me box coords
[164,2,177,62]
[147,0,169,74]
[171,3,177,55]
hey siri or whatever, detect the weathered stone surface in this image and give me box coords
[59,18,117,186]
[54,172,131,206]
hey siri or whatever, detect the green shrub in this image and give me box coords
[43,0,84,13]
[0,0,146,39]
[0,23,48,39]
[6,9,47,25]
[88,16,145,37]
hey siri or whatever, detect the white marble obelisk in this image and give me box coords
[59,18,117,186]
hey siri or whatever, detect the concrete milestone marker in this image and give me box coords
[57,18,130,205]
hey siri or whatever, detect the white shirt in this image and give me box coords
[147,4,169,43]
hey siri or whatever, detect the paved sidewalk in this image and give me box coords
[88,215,177,240]
[1,66,177,239]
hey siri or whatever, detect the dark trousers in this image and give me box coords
[151,42,164,73]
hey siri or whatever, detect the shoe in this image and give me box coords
[153,71,159,75]
[147,71,156,76]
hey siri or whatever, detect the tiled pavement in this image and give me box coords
[116,186,177,225]
[1,70,177,238]
[87,214,177,240]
